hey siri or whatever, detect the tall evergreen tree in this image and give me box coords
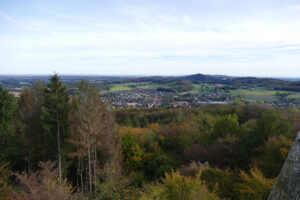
[0,85,18,163]
[43,74,70,181]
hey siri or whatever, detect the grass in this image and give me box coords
[240,96,276,103]
[136,83,159,90]
[19,82,30,85]
[108,83,160,92]
[229,88,276,103]
[288,93,300,99]
[230,88,281,96]
[229,87,300,103]
[109,85,132,92]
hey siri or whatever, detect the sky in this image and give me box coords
[1,0,300,77]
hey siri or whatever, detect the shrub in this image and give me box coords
[184,136,238,169]
[200,168,236,199]
[235,168,275,200]
[95,168,132,200]
[178,161,209,177]
[255,136,292,178]
[162,171,219,200]
[0,163,11,200]
[11,161,83,200]
[145,154,174,180]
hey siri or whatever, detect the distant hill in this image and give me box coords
[2,73,300,92]
[183,73,227,82]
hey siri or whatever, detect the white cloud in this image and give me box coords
[0,11,19,23]
[287,4,300,12]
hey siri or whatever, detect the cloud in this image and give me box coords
[0,11,19,23]
[287,4,300,12]
[41,9,82,20]
[1,0,300,76]
[182,15,192,24]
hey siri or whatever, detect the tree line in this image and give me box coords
[1,74,120,199]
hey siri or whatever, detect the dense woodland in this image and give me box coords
[1,74,300,199]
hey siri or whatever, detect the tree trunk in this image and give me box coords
[27,153,32,176]
[88,138,92,193]
[56,93,62,183]
[94,139,97,187]
[81,167,84,192]
[41,109,46,161]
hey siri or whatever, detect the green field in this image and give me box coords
[228,87,300,103]
[288,93,300,99]
[109,85,132,92]
[230,88,287,96]
[106,82,160,92]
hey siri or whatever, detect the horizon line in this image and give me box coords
[0,73,300,79]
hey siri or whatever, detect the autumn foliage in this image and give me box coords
[0,75,299,199]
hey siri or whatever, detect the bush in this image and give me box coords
[162,171,219,200]
[184,136,238,169]
[0,163,11,200]
[179,161,209,177]
[209,114,240,142]
[139,171,219,200]
[235,168,275,200]
[145,154,174,180]
[11,161,83,200]
[200,168,236,199]
[95,168,132,200]
[255,136,292,178]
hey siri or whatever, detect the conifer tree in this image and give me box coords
[43,74,70,181]
[0,85,18,163]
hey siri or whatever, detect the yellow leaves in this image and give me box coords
[149,142,160,152]
[256,135,293,178]
[150,123,161,132]
[0,164,11,200]
[131,146,144,164]
[157,135,165,141]
[279,147,290,157]
[0,178,11,200]
[162,171,219,200]
[119,126,154,137]
[237,168,276,200]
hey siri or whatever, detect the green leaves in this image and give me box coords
[0,85,17,162]
[209,114,240,142]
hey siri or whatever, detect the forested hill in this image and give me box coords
[183,74,300,91]
[1,73,300,87]
[119,73,300,92]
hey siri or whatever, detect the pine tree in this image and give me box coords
[0,85,18,163]
[43,74,70,181]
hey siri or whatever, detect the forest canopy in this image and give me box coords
[0,74,299,200]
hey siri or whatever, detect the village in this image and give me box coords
[102,88,300,109]
[101,88,233,108]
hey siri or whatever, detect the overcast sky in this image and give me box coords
[1,0,300,77]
